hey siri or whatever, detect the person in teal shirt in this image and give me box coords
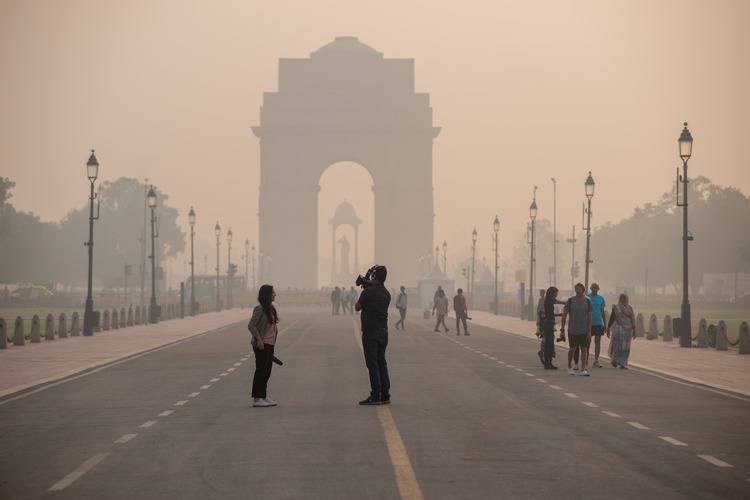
[586,283,607,368]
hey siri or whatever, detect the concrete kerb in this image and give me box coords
[0,309,250,400]
[463,310,750,399]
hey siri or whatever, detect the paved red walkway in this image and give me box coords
[1,308,748,400]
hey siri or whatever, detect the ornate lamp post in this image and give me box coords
[83,150,99,336]
[188,207,196,316]
[677,122,694,348]
[251,244,256,289]
[583,172,595,289]
[470,227,477,308]
[148,187,159,324]
[492,216,500,315]
[528,188,538,321]
[226,227,233,310]
[244,238,250,294]
[551,177,557,286]
[442,240,447,274]
[214,222,221,311]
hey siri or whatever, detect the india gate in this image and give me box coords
[252,37,440,290]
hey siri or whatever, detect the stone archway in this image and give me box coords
[253,37,440,289]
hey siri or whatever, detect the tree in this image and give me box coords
[591,177,750,294]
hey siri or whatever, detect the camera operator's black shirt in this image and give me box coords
[358,283,391,334]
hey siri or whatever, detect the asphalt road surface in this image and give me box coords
[1,308,748,499]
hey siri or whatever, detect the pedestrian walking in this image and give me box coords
[559,283,592,376]
[586,283,607,368]
[453,288,469,335]
[247,284,281,407]
[432,288,450,332]
[395,285,407,330]
[607,293,636,368]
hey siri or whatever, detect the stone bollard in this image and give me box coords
[696,318,708,348]
[739,322,750,354]
[662,315,673,342]
[0,318,7,349]
[635,313,645,338]
[70,312,80,336]
[120,308,126,328]
[45,314,55,340]
[102,310,110,331]
[111,309,119,330]
[716,321,728,351]
[647,314,659,340]
[58,313,68,339]
[30,315,41,343]
[14,316,25,346]
[127,306,134,326]
[135,306,141,325]
[143,305,149,325]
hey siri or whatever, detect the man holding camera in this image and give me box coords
[355,265,392,405]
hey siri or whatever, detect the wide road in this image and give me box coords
[1,307,748,499]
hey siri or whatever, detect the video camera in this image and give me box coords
[355,264,383,288]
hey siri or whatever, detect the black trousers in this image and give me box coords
[251,343,275,399]
[542,320,556,366]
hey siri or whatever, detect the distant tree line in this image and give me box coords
[510,176,750,295]
[0,176,185,292]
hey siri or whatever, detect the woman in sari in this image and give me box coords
[606,293,636,368]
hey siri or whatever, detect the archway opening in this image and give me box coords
[318,162,374,289]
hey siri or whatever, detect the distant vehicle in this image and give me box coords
[11,285,54,300]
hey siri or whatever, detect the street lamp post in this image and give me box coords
[470,227,478,309]
[528,190,538,321]
[244,239,250,294]
[148,187,159,324]
[677,122,694,348]
[226,228,233,310]
[565,225,578,292]
[83,150,99,336]
[551,177,557,286]
[251,244,256,289]
[493,216,500,315]
[188,207,196,316]
[214,222,221,311]
[583,172,595,289]
[442,240,447,275]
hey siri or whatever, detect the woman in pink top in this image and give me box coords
[247,284,280,407]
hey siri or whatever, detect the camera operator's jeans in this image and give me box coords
[362,327,390,399]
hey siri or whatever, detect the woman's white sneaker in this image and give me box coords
[253,399,271,407]
[263,398,277,406]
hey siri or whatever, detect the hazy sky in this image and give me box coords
[2,0,749,287]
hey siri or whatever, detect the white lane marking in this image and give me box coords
[515,368,524,372]
[219,373,229,377]
[659,436,688,446]
[582,402,599,408]
[49,453,110,491]
[201,385,211,390]
[140,420,157,428]
[564,393,579,399]
[115,434,137,444]
[628,422,650,430]
[233,363,242,366]
[489,357,497,360]
[174,400,189,406]
[697,455,733,468]
[549,385,563,390]
[506,365,515,368]
[525,373,535,377]
[188,392,200,398]
[602,411,621,418]
[378,406,424,500]
[241,357,248,361]
[210,378,220,382]
[536,378,548,383]
[497,361,506,365]
[159,410,174,417]
[227,368,236,372]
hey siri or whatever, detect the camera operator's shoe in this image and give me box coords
[464,333,470,336]
[359,396,381,405]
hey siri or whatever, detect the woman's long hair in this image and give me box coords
[544,286,559,306]
[257,284,279,324]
